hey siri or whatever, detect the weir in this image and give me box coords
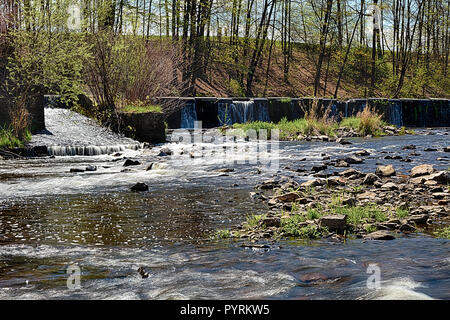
[168,97,450,129]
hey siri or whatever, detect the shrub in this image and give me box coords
[355,105,383,136]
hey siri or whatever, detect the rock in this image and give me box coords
[407,214,429,225]
[147,162,168,170]
[357,191,377,200]
[438,199,448,206]
[427,171,450,184]
[444,147,450,152]
[364,230,395,240]
[123,159,140,166]
[344,155,364,164]
[216,168,234,173]
[432,192,448,199]
[334,160,349,167]
[336,138,352,145]
[381,182,399,190]
[70,168,85,173]
[339,168,362,178]
[311,164,327,172]
[85,165,97,172]
[410,164,435,177]
[424,147,438,152]
[376,165,396,177]
[355,150,370,156]
[363,173,380,185]
[399,223,416,232]
[259,217,281,228]
[130,182,148,191]
[160,147,173,155]
[258,179,279,190]
[274,192,302,203]
[301,179,325,188]
[326,176,347,186]
[319,215,347,234]
[402,144,416,150]
[410,176,426,185]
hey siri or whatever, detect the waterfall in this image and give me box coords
[46,144,143,156]
[218,100,270,125]
[180,102,198,129]
[29,108,145,156]
[389,101,403,127]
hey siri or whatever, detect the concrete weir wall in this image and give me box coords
[120,112,166,143]
[0,95,45,133]
[164,97,450,129]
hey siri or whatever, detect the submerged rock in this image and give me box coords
[130,182,149,191]
[123,159,140,166]
[69,168,85,173]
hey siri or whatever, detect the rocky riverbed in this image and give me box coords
[219,159,449,243]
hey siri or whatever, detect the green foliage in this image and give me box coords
[333,204,387,226]
[0,125,30,148]
[395,208,410,219]
[4,4,90,106]
[121,103,162,114]
[228,79,245,97]
[434,226,450,239]
[215,229,232,240]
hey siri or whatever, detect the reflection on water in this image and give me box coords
[0,129,449,299]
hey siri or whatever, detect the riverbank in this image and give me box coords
[216,158,450,242]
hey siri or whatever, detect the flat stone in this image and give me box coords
[275,192,301,203]
[85,165,97,172]
[336,138,352,145]
[381,182,399,190]
[70,168,85,173]
[410,164,435,177]
[318,215,347,234]
[301,179,325,188]
[364,230,395,240]
[432,192,448,199]
[376,165,396,177]
[339,168,362,178]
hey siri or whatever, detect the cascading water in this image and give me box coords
[29,108,144,156]
[218,100,270,125]
[180,102,198,129]
[389,101,404,127]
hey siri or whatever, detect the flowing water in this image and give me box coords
[0,109,449,300]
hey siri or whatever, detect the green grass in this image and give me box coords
[340,117,360,130]
[332,204,387,226]
[214,229,232,239]
[121,104,162,113]
[231,117,338,140]
[395,208,410,219]
[280,217,323,239]
[0,126,31,148]
[434,226,450,239]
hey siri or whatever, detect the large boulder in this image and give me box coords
[376,165,396,177]
[410,164,435,178]
[318,215,347,234]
